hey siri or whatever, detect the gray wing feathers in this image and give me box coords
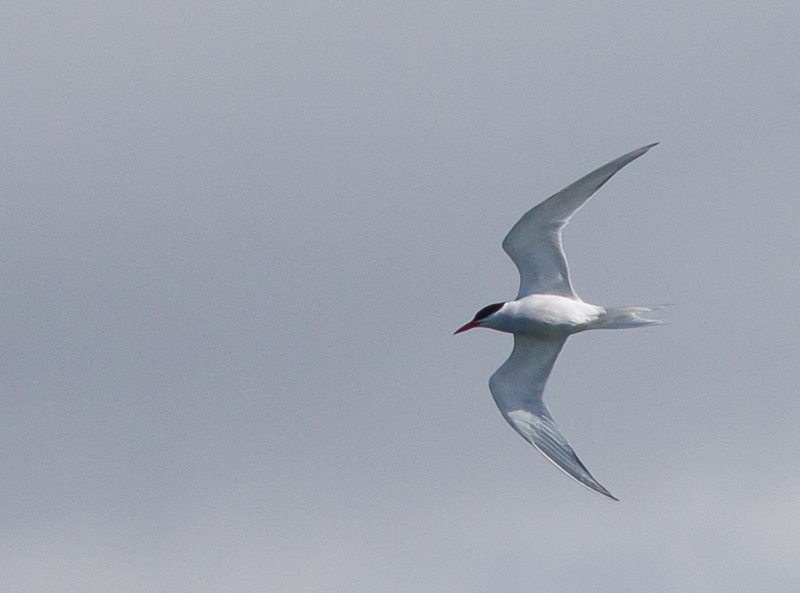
[502,143,658,300]
[489,335,617,500]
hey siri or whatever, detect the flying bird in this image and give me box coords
[455,144,662,500]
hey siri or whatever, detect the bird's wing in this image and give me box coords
[489,334,617,500]
[502,143,658,300]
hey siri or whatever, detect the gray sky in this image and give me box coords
[2,1,800,591]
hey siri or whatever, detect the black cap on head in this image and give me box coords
[473,302,505,322]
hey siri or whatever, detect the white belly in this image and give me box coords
[488,294,605,335]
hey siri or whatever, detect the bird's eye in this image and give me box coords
[474,302,505,321]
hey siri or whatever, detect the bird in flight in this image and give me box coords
[455,144,661,500]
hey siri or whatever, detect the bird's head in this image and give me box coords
[454,302,506,334]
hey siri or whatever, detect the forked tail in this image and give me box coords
[593,305,666,329]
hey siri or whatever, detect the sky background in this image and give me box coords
[2,1,800,591]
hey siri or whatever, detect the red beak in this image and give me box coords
[454,320,480,335]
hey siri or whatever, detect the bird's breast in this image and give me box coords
[493,295,605,335]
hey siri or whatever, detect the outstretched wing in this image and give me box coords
[503,143,658,300]
[489,334,617,500]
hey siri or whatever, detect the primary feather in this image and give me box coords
[502,143,658,300]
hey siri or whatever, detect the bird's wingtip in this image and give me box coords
[581,475,619,501]
[600,488,619,502]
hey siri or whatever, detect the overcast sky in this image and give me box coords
[2,1,800,591]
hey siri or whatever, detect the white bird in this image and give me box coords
[455,144,662,500]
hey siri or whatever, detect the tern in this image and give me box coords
[455,144,661,500]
